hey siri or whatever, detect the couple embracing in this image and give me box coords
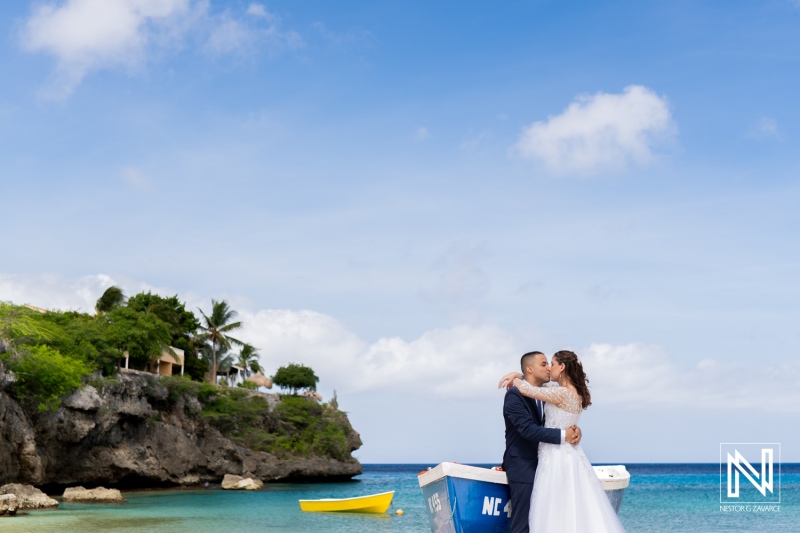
[500,350,626,533]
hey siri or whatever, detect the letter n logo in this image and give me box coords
[720,443,781,504]
[727,448,772,497]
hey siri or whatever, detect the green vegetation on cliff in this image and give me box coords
[0,292,253,408]
[1,296,196,410]
[0,303,92,410]
[1,296,357,464]
[159,376,357,462]
[7,344,89,411]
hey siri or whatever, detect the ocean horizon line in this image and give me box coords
[358,462,800,466]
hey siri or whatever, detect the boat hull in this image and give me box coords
[299,491,394,513]
[421,475,510,533]
[418,463,629,533]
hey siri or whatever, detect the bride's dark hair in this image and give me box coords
[552,350,592,409]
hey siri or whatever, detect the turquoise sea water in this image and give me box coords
[3,464,798,532]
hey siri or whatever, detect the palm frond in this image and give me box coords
[96,286,126,314]
[218,321,243,333]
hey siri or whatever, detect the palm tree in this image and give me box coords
[95,286,126,315]
[198,343,230,383]
[197,299,243,384]
[217,352,235,384]
[236,344,263,382]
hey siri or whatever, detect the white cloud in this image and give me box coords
[243,318,800,410]
[514,85,675,175]
[581,343,800,412]
[204,5,301,56]
[581,343,676,404]
[238,309,517,398]
[20,0,192,98]
[20,0,301,98]
[0,273,116,311]
[0,272,182,313]
[246,3,270,20]
[206,15,253,54]
[4,273,799,410]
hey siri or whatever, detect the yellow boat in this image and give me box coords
[298,491,395,513]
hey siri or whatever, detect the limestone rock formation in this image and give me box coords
[0,484,58,509]
[301,391,323,402]
[0,373,362,489]
[221,473,264,490]
[62,486,126,502]
[238,478,264,490]
[0,494,18,516]
[63,386,103,411]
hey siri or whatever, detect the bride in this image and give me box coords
[498,350,626,533]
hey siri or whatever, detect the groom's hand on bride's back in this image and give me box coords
[566,425,582,445]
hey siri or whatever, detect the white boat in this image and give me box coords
[418,462,630,533]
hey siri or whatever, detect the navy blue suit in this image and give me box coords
[502,386,561,533]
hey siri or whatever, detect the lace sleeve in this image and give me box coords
[515,380,569,406]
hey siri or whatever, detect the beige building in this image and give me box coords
[122,346,185,376]
[157,347,185,376]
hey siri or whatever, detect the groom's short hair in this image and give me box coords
[521,351,544,373]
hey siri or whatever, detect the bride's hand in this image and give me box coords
[498,372,523,389]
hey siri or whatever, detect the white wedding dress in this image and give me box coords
[517,381,626,533]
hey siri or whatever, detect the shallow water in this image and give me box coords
[3,466,430,533]
[3,464,798,532]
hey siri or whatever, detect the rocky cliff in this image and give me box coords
[0,372,361,491]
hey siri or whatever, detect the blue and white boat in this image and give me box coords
[418,462,630,533]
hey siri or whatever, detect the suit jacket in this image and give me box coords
[502,385,561,483]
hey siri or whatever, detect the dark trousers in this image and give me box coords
[508,480,533,533]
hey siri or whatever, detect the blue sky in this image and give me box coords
[1,0,799,463]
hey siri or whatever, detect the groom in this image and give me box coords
[502,351,581,533]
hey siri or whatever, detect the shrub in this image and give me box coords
[196,389,351,461]
[197,382,218,402]
[40,310,118,375]
[238,380,258,390]
[268,396,351,460]
[311,418,351,460]
[0,302,62,346]
[200,389,268,437]
[275,395,322,428]
[85,374,119,390]
[160,375,200,402]
[159,375,219,403]
[4,345,89,411]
